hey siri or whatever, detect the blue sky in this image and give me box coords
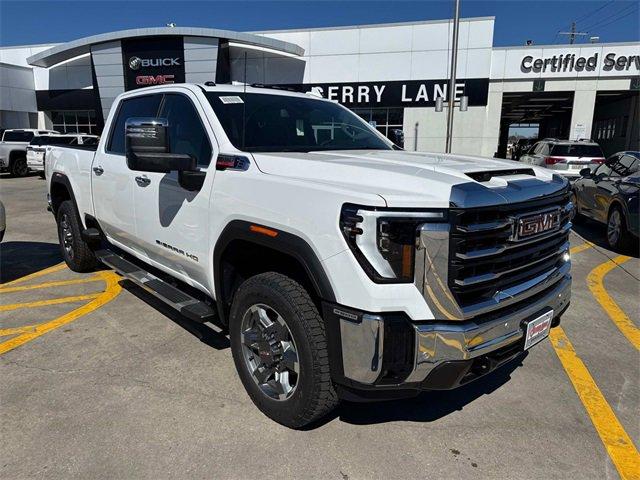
[0,0,638,47]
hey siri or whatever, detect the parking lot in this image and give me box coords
[1,174,638,479]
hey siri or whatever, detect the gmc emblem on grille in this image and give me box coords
[512,208,561,241]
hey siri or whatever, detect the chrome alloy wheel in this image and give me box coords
[607,209,622,247]
[60,213,74,259]
[240,304,300,401]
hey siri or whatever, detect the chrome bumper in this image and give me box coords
[336,269,571,387]
[405,269,570,383]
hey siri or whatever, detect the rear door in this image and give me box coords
[92,93,162,252]
[132,90,217,289]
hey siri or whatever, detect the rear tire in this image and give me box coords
[38,171,45,179]
[229,272,338,429]
[56,200,97,272]
[570,191,583,223]
[9,156,28,177]
[606,206,631,252]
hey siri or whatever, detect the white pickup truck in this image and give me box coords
[27,134,99,178]
[47,83,573,428]
[0,129,59,177]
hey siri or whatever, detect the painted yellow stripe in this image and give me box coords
[0,271,121,355]
[570,241,595,255]
[587,256,639,350]
[550,327,640,480]
[0,276,102,293]
[0,293,100,312]
[0,263,67,289]
[0,325,37,337]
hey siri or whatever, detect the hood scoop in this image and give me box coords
[466,168,535,183]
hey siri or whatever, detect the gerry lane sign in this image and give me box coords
[283,78,489,108]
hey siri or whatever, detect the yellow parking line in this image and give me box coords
[587,256,639,350]
[0,276,102,294]
[550,327,640,480]
[0,325,37,337]
[0,293,100,312]
[570,241,595,255]
[0,270,121,355]
[0,263,67,289]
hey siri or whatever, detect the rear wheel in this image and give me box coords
[56,200,97,272]
[606,206,630,252]
[9,156,28,177]
[229,272,338,429]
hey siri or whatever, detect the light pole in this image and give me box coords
[445,0,461,153]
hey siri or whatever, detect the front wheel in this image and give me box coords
[9,157,28,177]
[606,206,630,252]
[229,272,338,429]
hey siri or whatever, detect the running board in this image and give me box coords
[95,249,217,323]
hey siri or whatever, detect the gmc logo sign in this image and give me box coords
[513,209,561,241]
[136,75,175,86]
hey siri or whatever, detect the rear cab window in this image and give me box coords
[3,131,35,142]
[551,144,603,157]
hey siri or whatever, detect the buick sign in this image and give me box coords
[128,56,180,70]
[512,208,561,241]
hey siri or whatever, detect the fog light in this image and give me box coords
[563,252,570,262]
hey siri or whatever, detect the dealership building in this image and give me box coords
[1,17,638,157]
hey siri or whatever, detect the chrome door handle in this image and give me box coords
[92,166,104,176]
[135,175,151,187]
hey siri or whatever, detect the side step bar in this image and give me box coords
[95,249,217,323]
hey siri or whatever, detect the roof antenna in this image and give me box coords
[242,50,247,150]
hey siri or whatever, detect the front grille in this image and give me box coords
[448,188,571,312]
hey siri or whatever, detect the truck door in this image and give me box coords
[92,94,162,253]
[132,91,216,290]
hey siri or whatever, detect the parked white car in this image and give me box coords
[520,138,605,179]
[0,129,58,177]
[27,134,99,177]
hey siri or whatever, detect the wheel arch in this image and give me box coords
[50,172,81,222]
[213,220,335,326]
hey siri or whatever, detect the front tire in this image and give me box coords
[606,206,630,252]
[229,272,338,429]
[9,156,28,177]
[56,200,97,272]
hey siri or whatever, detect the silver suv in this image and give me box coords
[520,138,605,179]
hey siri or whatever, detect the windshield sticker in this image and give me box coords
[219,96,244,104]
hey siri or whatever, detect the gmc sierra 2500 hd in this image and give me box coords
[47,84,572,428]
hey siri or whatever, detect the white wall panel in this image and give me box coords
[359,26,413,54]
[308,29,360,56]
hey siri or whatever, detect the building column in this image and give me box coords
[91,41,126,123]
[569,89,596,141]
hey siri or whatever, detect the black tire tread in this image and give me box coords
[231,272,338,428]
[57,200,97,272]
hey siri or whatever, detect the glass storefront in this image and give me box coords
[50,110,98,134]
[352,107,404,140]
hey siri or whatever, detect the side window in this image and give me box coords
[159,94,213,167]
[539,143,550,156]
[529,143,539,154]
[107,95,162,154]
[595,162,613,178]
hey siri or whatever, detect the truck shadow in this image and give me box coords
[120,280,230,351]
[330,353,527,428]
[0,241,62,283]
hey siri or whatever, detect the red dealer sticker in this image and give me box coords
[524,310,553,350]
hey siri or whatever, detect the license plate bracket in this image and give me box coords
[523,310,553,350]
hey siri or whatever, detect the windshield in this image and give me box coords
[206,92,392,153]
[551,144,603,157]
[3,131,34,142]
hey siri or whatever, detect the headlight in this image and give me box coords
[340,204,447,283]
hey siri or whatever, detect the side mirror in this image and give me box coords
[125,118,196,173]
[579,167,592,178]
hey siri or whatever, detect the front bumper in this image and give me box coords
[323,270,571,396]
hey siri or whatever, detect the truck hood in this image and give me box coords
[251,150,566,208]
